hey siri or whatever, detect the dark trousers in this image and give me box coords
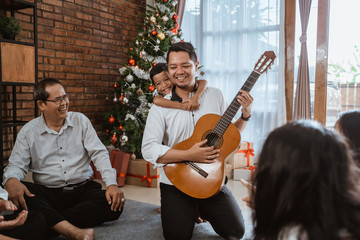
[22,180,122,230]
[160,183,245,240]
[0,210,46,240]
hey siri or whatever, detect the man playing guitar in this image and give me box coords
[142,41,253,240]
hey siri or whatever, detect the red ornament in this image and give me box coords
[171,28,178,34]
[106,129,109,133]
[128,58,136,66]
[108,115,115,124]
[152,62,157,67]
[173,14,178,20]
[143,26,146,30]
[111,133,117,145]
[113,83,118,88]
[119,125,124,130]
[151,30,157,36]
[163,0,167,2]
[148,85,155,92]
[119,93,124,101]
[130,47,133,50]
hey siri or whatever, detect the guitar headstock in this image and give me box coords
[254,51,276,74]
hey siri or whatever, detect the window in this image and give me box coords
[182,0,285,153]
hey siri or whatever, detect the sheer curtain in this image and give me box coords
[182,0,286,154]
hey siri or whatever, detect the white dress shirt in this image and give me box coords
[0,187,8,200]
[3,112,117,188]
[142,86,227,185]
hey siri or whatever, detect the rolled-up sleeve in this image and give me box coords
[142,107,170,168]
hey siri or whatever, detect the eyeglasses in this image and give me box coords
[44,94,70,105]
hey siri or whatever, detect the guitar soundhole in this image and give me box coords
[202,130,223,148]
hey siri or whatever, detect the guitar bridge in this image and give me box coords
[185,161,208,178]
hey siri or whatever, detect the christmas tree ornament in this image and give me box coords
[157,32,165,40]
[130,47,133,50]
[108,115,115,124]
[137,88,144,95]
[151,30,157,36]
[120,132,129,144]
[113,95,118,103]
[105,95,110,102]
[148,85,155,92]
[131,153,136,160]
[150,16,156,23]
[125,74,134,83]
[173,14,178,20]
[172,1,178,6]
[156,39,160,44]
[162,16,168,22]
[152,62,157,67]
[111,133,117,145]
[163,0,167,2]
[128,58,136,66]
[135,40,139,45]
[140,50,148,58]
[119,125,124,130]
[154,45,160,52]
[119,93,124,101]
[122,96,129,104]
[171,28,178,34]
[106,129,109,133]
[113,83,118,88]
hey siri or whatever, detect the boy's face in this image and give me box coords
[153,71,173,95]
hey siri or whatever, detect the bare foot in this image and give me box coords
[52,221,94,240]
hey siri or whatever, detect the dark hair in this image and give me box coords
[336,110,360,163]
[34,78,63,101]
[166,42,197,64]
[149,63,168,84]
[252,120,360,240]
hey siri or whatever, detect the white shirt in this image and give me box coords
[141,86,227,185]
[3,112,117,188]
[0,187,8,200]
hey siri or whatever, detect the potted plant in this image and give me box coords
[0,17,22,40]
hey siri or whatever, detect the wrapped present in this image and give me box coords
[90,149,131,187]
[225,163,233,179]
[126,159,160,188]
[110,150,131,187]
[231,141,254,168]
[233,166,256,181]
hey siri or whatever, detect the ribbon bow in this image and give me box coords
[237,142,255,166]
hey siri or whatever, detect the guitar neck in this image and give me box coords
[213,70,261,137]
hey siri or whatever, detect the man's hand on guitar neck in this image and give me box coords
[157,139,220,164]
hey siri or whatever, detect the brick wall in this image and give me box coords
[1,0,147,158]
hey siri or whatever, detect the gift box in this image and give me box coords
[233,166,256,181]
[230,141,255,168]
[126,159,160,188]
[90,149,131,187]
[110,150,131,187]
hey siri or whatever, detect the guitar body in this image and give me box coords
[164,114,240,199]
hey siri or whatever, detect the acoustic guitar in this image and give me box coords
[164,51,276,199]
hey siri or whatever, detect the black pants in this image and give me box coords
[0,210,46,240]
[160,183,245,240]
[22,180,122,229]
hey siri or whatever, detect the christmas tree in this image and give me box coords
[102,0,182,157]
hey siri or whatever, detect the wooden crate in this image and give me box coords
[1,42,35,83]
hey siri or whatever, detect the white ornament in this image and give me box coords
[140,50,148,58]
[154,45,160,52]
[122,96,129,104]
[150,16,156,23]
[156,39,160,44]
[172,0,178,7]
[162,16,169,22]
[125,74,134,83]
